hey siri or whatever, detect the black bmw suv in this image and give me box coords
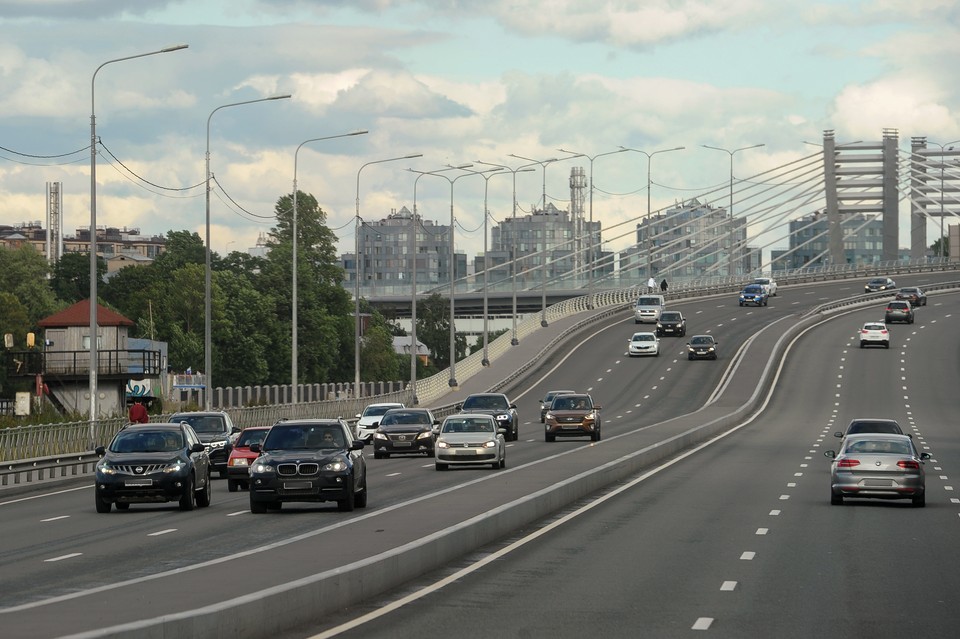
[248,418,368,513]
[94,422,212,513]
[170,411,240,477]
[456,393,520,441]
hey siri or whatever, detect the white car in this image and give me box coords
[627,331,660,357]
[354,402,405,442]
[859,322,890,349]
[435,413,505,471]
[753,277,778,296]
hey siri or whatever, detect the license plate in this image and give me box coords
[562,425,580,430]
[453,448,476,455]
[393,442,412,447]
[863,479,894,487]
[124,479,152,487]
[283,481,313,490]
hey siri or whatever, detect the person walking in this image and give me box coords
[660,278,668,293]
[647,276,656,293]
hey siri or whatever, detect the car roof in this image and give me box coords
[690,334,714,340]
[862,322,886,327]
[445,412,496,420]
[844,432,911,442]
[273,418,345,427]
[170,411,225,417]
[632,331,657,336]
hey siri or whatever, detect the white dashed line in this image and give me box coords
[756,528,769,535]
[45,553,82,562]
[692,618,714,630]
[41,515,70,522]
[740,551,756,560]
[720,581,737,591]
[148,529,177,537]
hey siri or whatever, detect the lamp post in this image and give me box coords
[205,94,291,410]
[476,161,537,345]
[620,146,685,281]
[291,130,368,404]
[451,166,506,366]
[926,140,960,260]
[508,154,562,327]
[702,143,764,276]
[411,168,482,387]
[355,154,423,399]
[88,44,187,429]
[558,147,629,308]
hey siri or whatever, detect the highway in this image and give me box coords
[0,275,957,638]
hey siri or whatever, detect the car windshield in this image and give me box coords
[754,278,770,284]
[380,411,431,426]
[112,429,184,453]
[847,421,901,435]
[362,405,397,417]
[442,418,495,433]
[742,285,763,293]
[869,279,887,285]
[863,324,885,331]
[236,429,267,447]
[844,439,913,455]
[660,313,681,321]
[690,336,714,345]
[462,395,508,410]
[174,415,225,434]
[636,297,661,306]
[632,334,656,342]
[264,424,345,450]
[552,396,591,411]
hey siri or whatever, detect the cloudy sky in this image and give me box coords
[1,0,959,264]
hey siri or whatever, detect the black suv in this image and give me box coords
[456,393,520,441]
[94,422,212,513]
[248,418,368,513]
[656,311,686,337]
[170,411,240,477]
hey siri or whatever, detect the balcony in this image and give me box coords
[6,349,163,380]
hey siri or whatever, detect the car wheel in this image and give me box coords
[178,475,196,511]
[435,462,448,471]
[266,501,282,511]
[688,354,694,360]
[884,342,889,349]
[196,471,212,508]
[512,425,519,441]
[95,489,112,513]
[115,502,130,511]
[859,342,865,348]
[500,451,506,468]
[427,449,435,458]
[545,432,555,442]
[338,475,357,512]
[228,479,239,492]
[913,492,925,507]
[249,495,267,514]
[218,469,228,479]
[591,429,600,442]
[830,490,843,506]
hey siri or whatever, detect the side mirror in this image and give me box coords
[510,403,518,409]
[920,452,931,460]
[824,450,836,459]
[834,432,843,438]
[191,443,205,453]
[355,413,362,419]
[351,441,365,450]
[250,443,261,454]
[232,426,241,434]
[594,404,603,410]
[95,446,106,456]
[455,404,462,411]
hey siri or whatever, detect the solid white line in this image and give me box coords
[44,553,82,563]
[0,485,90,507]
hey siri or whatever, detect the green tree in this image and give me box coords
[415,293,467,369]
[50,252,105,303]
[0,244,59,323]
[360,324,401,382]
[153,230,205,273]
[931,236,950,259]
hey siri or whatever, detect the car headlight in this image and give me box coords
[483,440,497,448]
[416,431,432,440]
[374,432,388,440]
[586,412,596,421]
[207,439,227,449]
[437,439,449,448]
[322,460,348,472]
[252,461,275,474]
[687,346,695,352]
[544,412,554,420]
[163,461,186,474]
[495,413,510,421]
[229,457,249,467]
[97,462,118,476]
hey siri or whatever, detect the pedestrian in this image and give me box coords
[660,278,668,293]
[647,276,656,293]
[128,398,148,424]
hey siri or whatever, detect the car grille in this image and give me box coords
[559,416,584,423]
[388,433,418,442]
[277,463,320,476]
[113,464,167,475]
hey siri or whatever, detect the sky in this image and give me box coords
[1,0,959,265]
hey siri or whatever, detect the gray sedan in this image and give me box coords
[825,434,930,507]
[435,413,506,471]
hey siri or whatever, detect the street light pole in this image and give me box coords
[205,94,291,410]
[926,140,960,260]
[558,147,629,308]
[620,146,685,281]
[354,153,423,399]
[291,130,368,404]
[702,143,764,276]
[88,44,187,429]
[508,154,562,327]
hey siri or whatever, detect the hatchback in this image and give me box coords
[884,300,914,324]
[858,322,889,349]
[825,434,929,506]
[435,414,505,471]
[687,335,718,360]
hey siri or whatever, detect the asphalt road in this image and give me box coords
[0,275,956,638]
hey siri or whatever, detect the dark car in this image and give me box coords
[884,300,914,324]
[543,393,602,442]
[456,393,520,441]
[169,410,240,477]
[835,418,907,440]
[656,311,686,337]
[895,287,927,306]
[687,335,718,360]
[248,418,367,513]
[864,277,896,292]
[94,422,212,513]
[540,390,576,423]
[226,426,270,492]
[738,284,768,307]
[372,407,440,458]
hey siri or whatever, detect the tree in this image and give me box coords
[0,244,59,323]
[415,293,467,369]
[360,324,401,382]
[153,230,205,273]
[931,236,950,259]
[50,252,105,303]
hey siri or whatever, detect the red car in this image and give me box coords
[226,426,270,492]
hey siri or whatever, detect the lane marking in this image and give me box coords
[148,529,177,537]
[720,581,737,591]
[41,516,70,522]
[740,551,755,560]
[44,553,82,563]
[692,618,714,630]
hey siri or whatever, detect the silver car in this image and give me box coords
[825,434,930,507]
[435,413,506,471]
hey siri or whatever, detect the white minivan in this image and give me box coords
[634,294,665,324]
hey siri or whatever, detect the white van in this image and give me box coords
[634,294,665,324]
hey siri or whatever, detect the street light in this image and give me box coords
[205,93,291,410]
[451,165,506,366]
[620,146,685,281]
[925,140,960,260]
[508,153,563,327]
[291,130,368,403]
[558,147,630,308]
[476,161,537,345]
[355,153,423,398]
[410,167,482,387]
[88,44,187,428]
[702,143,764,276]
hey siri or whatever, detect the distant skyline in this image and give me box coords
[1,1,958,262]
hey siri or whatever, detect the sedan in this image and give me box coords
[372,407,440,458]
[435,413,505,471]
[895,287,927,306]
[825,434,929,506]
[864,277,896,292]
[687,335,718,360]
[858,322,889,349]
[226,426,270,492]
[834,418,905,440]
[627,331,660,357]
